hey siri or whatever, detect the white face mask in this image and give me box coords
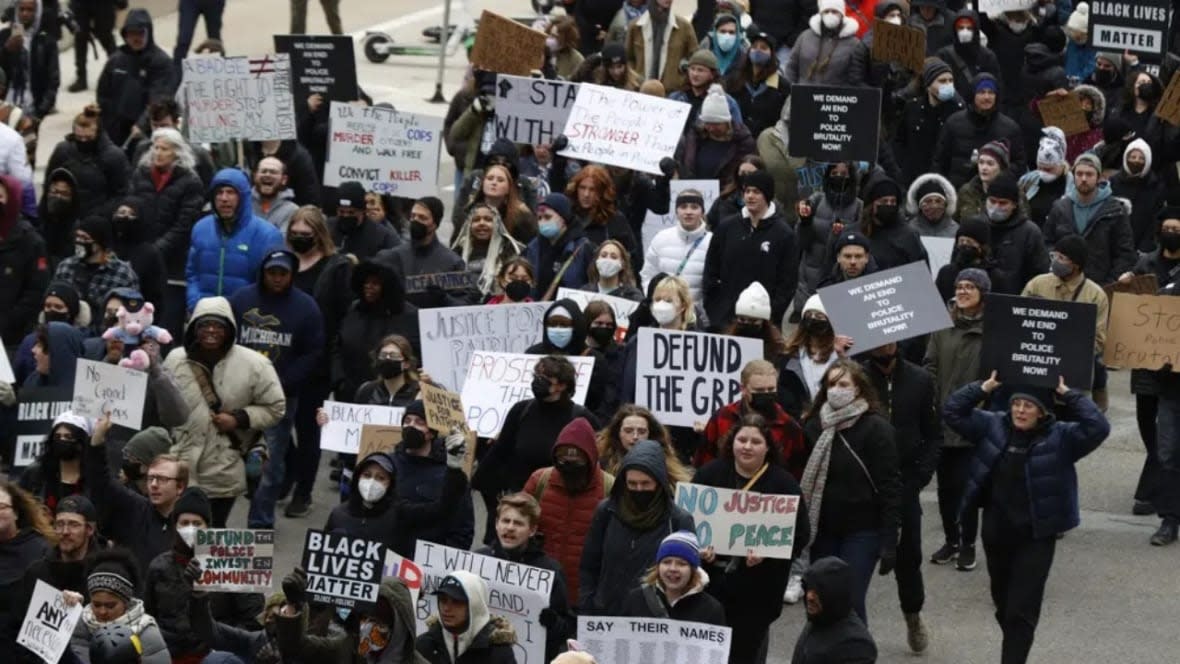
[827,386,857,410]
[885,15,903,25]
[1008,19,1028,33]
[596,257,623,278]
[957,29,973,44]
[357,477,387,503]
[1038,169,1060,183]
[177,525,199,548]
[651,300,679,325]
[822,13,842,30]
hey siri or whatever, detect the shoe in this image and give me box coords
[956,546,977,571]
[783,574,804,604]
[67,79,87,93]
[330,457,343,468]
[285,497,311,518]
[1149,519,1178,546]
[1093,388,1109,413]
[929,542,958,565]
[1133,500,1157,516]
[329,468,342,483]
[905,612,930,653]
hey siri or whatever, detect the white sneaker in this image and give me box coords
[783,574,804,604]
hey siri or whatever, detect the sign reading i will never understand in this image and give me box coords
[788,84,882,163]
[301,530,385,611]
[817,262,952,346]
[981,294,1097,389]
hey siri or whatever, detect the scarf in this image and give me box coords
[82,598,158,634]
[799,398,869,549]
[618,487,669,531]
[623,3,646,24]
[150,166,173,192]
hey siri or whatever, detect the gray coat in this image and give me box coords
[923,307,984,449]
[786,14,867,87]
[71,600,170,664]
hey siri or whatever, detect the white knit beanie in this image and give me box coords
[819,0,846,13]
[698,83,731,124]
[735,281,772,321]
[1036,127,1067,167]
[802,293,826,317]
[1066,2,1089,34]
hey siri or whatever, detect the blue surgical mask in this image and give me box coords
[547,327,573,348]
[855,161,870,175]
[716,33,737,51]
[336,607,352,622]
[937,83,955,102]
[749,50,770,66]
[538,221,561,239]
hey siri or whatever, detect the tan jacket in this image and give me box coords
[1021,272,1109,354]
[625,13,698,92]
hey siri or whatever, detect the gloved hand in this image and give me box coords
[878,539,897,576]
[446,430,467,471]
[473,95,494,114]
[245,447,266,480]
[551,135,570,152]
[659,157,678,178]
[282,568,308,606]
[182,559,202,586]
[539,608,559,629]
[0,381,14,407]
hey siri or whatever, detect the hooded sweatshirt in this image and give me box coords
[108,195,167,310]
[332,261,420,402]
[23,320,84,388]
[1109,138,1164,252]
[790,557,878,664]
[416,571,517,664]
[0,174,50,346]
[96,9,174,145]
[1065,178,1113,233]
[373,577,429,664]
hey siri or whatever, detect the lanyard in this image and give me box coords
[675,235,706,276]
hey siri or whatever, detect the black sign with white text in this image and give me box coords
[787,84,882,163]
[301,530,384,612]
[1087,0,1171,59]
[274,35,358,119]
[981,294,1097,389]
[14,386,72,468]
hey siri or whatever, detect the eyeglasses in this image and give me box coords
[146,475,178,484]
[54,520,86,531]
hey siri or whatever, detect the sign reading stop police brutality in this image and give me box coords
[324,101,443,199]
[675,483,800,558]
[636,329,763,428]
[578,617,732,664]
[1088,0,1171,59]
[788,84,881,163]
[1103,293,1180,370]
[301,530,385,611]
[981,294,1097,389]
[495,75,578,145]
[559,83,691,175]
[182,54,296,142]
[817,262,953,347]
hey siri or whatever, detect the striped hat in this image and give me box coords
[656,531,701,568]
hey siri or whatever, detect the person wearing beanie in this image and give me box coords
[68,547,171,664]
[1085,51,1124,110]
[895,57,966,185]
[678,82,756,198]
[624,0,699,92]
[818,230,877,288]
[1109,138,1165,253]
[586,41,642,90]
[37,168,85,266]
[373,195,469,310]
[119,427,174,495]
[1064,3,1097,83]
[973,169,1048,293]
[640,187,714,303]
[944,369,1108,664]
[524,193,595,300]
[620,528,726,624]
[956,138,1019,222]
[17,410,91,514]
[786,0,867,86]
[1042,150,1135,285]
[1018,127,1072,227]
[844,173,928,270]
[9,281,92,385]
[933,215,1014,301]
[935,8,1001,104]
[906,172,959,238]
[327,180,400,261]
[728,26,787,137]
[909,0,955,54]
[933,72,1025,188]
[50,216,140,316]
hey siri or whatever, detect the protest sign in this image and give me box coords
[14,386,72,468]
[72,359,148,429]
[469,10,546,76]
[977,0,1037,16]
[870,19,925,72]
[324,102,443,199]
[675,482,800,558]
[301,530,385,611]
[818,262,953,347]
[182,54,296,142]
[981,294,1097,388]
[404,271,478,294]
[383,550,424,609]
[921,237,955,277]
[578,616,732,664]
[1037,93,1090,136]
[635,328,762,428]
[414,541,552,664]
[0,348,12,383]
[1103,273,1159,301]
[495,75,578,144]
[641,179,720,250]
[420,381,469,433]
[193,529,275,593]
[17,580,83,664]
[1087,0,1170,59]
[1104,293,1180,370]
[788,85,882,163]
[460,351,595,437]
[560,83,691,175]
[419,302,552,391]
[320,401,405,454]
[273,35,357,123]
[1156,71,1180,126]
[358,424,403,461]
[556,287,640,337]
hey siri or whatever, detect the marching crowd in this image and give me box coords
[0,0,1174,662]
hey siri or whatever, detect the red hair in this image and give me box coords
[566,165,618,225]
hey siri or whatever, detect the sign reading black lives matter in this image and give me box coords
[981,294,1097,389]
[1087,0,1171,59]
[788,84,882,163]
[274,35,358,119]
[818,262,953,347]
[301,530,385,611]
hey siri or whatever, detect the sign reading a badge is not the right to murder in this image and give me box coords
[818,261,952,347]
[981,293,1097,389]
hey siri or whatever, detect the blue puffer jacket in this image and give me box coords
[185,169,283,311]
[943,381,1109,539]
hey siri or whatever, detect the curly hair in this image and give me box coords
[549,15,580,51]
[596,405,691,485]
[567,165,619,225]
[0,482,57,543]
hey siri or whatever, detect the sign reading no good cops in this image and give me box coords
[981,293,1096,389]
[788,84,881,163]
[324,101,443,199]
[301,530,385,611]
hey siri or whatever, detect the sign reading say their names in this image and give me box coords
[641,179,720,250]
[495,74,578,145]
[182,54,296,142]
[324,101,443,199]
[193,529,275,593]
[675,482,800,558]
[14,386,72,468]
[72,359,148,429]
[981,293,1097,389]
[419,302,552,391]
[460,351,595,437]
[817,262,952,347]
[578,616,732,664]
[468,10,546,76]
[636,328,763,428]
[321,401,405,454]
[1104,293,1180,370]
[273,35,358,115]
[17,580,83,664]
[1087,0,1171,59]
[301,530,385,611]
[788,84,882,163]
[559,83,691,175]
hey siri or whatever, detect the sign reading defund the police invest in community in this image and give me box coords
[301,530,385,612]
[182,54,296,142]
[675,482,800,558]
[788,84,881,163]
[559,83,691,175]
[18,580,83,664]
[818,262,952,347]
[324,101,443,199]
[982,294,1097,389]
[579,616,732,664]
[193,529,275,594]
[636,329,763,428]
[1088,0,1171,59]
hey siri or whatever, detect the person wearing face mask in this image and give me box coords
[11,282,88,384]
[526,299,613,419]
[906,172,959,238]
[524,193,595,300]
[934,73,1026,188]
[641,189,714,302]
[102,197,165,315]
[796,162,864,305]
[725,28,786,138]
[44,105,130,217]
[1110,69,1165,151]
[328,181,400,261]
[579,439,695,615]
[981,171,1050,292]
[582,239,644,300]
[779,295,855,423]
[1109,139,1164,253]
[52,216,140,317]
[1018,127,1072,228]
[934,10,1000,105]
[376,195,471,309]
[933,217,1015,300]
[545,15,584,79]
[35,168,82,266]
[907,0,954,55]
[800,359,901,625]
[1042,153,1135,286]
[786,0,867,86]
[723,281,789,362]
[17,411,91,513]
[895,60,966,186]
[838,174,927,270]
[1084,51,1124,112]
[956,140,1031,224]
[702,13,745,78]
[1059,83,1108,165]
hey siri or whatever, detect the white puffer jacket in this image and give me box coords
[640,225,713,302]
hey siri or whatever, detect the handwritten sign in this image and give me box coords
[635,328,762,428]
[578,616,732,664]
[469,10,546,76]
[324,102,443,199]
[301,530,385,611]
[1104,293,1180,370]
[981,293,1097,388]
[977,0,1037,16]
[384,549,424,609]
[556,287,640,336]
[418,302,552,391]
[1088,0,1170,59]
[675,482,799,558]
[495,75,578,145]
[818,262,953,347]
[273,35,358,121]
[641,179,720,252]
[404,271,478,294]
[72,359,148,429]
[788,84,882,163]
[871,19,925,72]
[320,401,405,454]
[460,351,595,437]
[420,382,469,434]
[1038,93,1090,136]
[182,54,296,142]
[414,541,552,664]
[193,529,275,593]
[1103,273,1159,301]
[357,424,403,461]
[18,580,83,664]
[0,348,13,383]
[1156,71,1180,126]
[14,387,72,468]
[559,83,691,175]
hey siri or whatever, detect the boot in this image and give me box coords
[1093,388,1109,413]
[67,78,87,93]
[905,612,929,653]
[1150,518,1179,546]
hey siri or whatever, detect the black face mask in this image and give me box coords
[875,204,899,226]
[954,244,982,266]
[47,196,71,217]
[103,314,119,329]
[531,376,552,400]
[44,310,71,323]
[587,326,615,346]
[410,221,430,241]
[628,489,659,509]
[1094,69,1116,86]
[825,175,853,206]
[289,234,316,254]
[735,322,762,337]
[555,460,590,491]
[338,215,360,234]
[75,139,98,153]
[122,460,144,484]
[504,280,531,301]
[376,359,403,379]
[1137,83,1160,102]
[112,215,136,237]
[1161,233,1180,252]
[749,392,777,414]
[52,437,81,460]
[801,317,832,336]
[871,353,897,370]
[401,426,429,449]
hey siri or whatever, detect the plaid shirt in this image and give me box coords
[52,255,141,316]
[697,400,808,480]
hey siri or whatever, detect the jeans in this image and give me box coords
[811,529,881,625]
[981,509,1056,664]
[248,396,297,528]
[174,0,225,69]
[290,0,343,34]
[201,651,245,664]
[1135,394,1159,505]
[1154,394,1180,519]
[292,383,329,503]
[895,489,925,614]
[71,0,117,79]
[1092,356,1107,391]
[937,446,979,548]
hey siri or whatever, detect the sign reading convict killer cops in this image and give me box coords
[419,302,552,391]
[818,262,952,347]
[18,580,83,664]
[675,483,800,558]
[324,101,443,199]
[301,530,385,611]
[578,616,732,664]
[636,329,763,428]
[788,84,882,163]
[193,529,275,593]
[559,83,691,175]
[982,294,1097,389]
[1087,0,1171,59]
[1104,293,1180,370]
[495,74,578,145]
[182,54,296,142]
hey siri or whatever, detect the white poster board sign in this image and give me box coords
[72,359,148,429]
[418,302,552,392]
[559,83,691,175]
[193,529,275,593]
[578,616,732,664]
[18,580,83,664]
[556,287,640,334]
[320,401,405,454]
[383,550,425,609]
[0,347,13,384]
[324,102,444,199]
[182,54,296,142]
[977,0,1037,16]
[641,179,720,250]
[495,75,578,144]
[460,351,595,437]
[635,328,763,427]
[674,482,800,558]
[921,236,954,277]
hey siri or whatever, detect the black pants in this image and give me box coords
[71,0,117,79]
[981,510,1056,664]
[726,618,770,664]
[291,380,330,503]
[937,446,978,548]
[895,489,925,613]
[210,496,236,527]
[1135,394,1160,505]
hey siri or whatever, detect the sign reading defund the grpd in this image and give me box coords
[635,328,763,428]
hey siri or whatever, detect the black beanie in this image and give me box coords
[987,172,1020,203]
[741,170,775,201]
[865,176,903,203]
[44,281,82,320]
[956,216,990,246]
[416,196,445,225]
[78,216,114,249]
[404,399,427,420]
[1054,234,1088,269]
[172,487,213,525]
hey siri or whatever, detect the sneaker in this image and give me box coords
[956,546,977,571]
[783,574,804,604]
[67,79,87,93]
[1149,519,1178,546]
[329,468,342,483]
[285,497,311,518]
[929,542,958,565]
[905,612,930,653]
[1133,500,1157,516]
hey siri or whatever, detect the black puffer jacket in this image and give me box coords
[0,17,59,118]
[128,162,205,279]
[1042,189,1135,285]
[45,133,130,216]
[933,73,1026,188]
[331,261,420,401]
[790,557,878,664]
[935,9,1001,104]
[986,209,1049,292]
[96,9,174,145]
[895,92,965,186]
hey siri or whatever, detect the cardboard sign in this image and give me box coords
[182,54,296,142]
[193,529,275,593]
[981,293,1097,388]
[635,328,763,428]
[0,348,13,384]
[320,401,405,454]
[14,387,72,468]
[920,237,955,278]
[414,541,553,664]
[578,617,732,664]
[420,382,469,434]
[675,482,800,558]
[977,0,1037,16]
[559,83,692,175]
[460,351,595,437]
[71,359,148,429]
[273,35,358,120]
[323,102,443,199]
[383,550,424,609]
[870,19,925,72]
[641,179,720,250]
[1104,293,1180,370]
[1087,0,1171,59]
[495,75,578,145]
[1103,273,1159,300]
[469,10,546,76]
[556,287,641,336]
[17,580,83,664]
[788,85,882,163]
[817,262,953,347]
[301,530,385,611]
[1037,93,1090,136]
[358,424,403,461]
[418,302,552,391]
[404,271,478,294]
[1155,71,1180,126]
